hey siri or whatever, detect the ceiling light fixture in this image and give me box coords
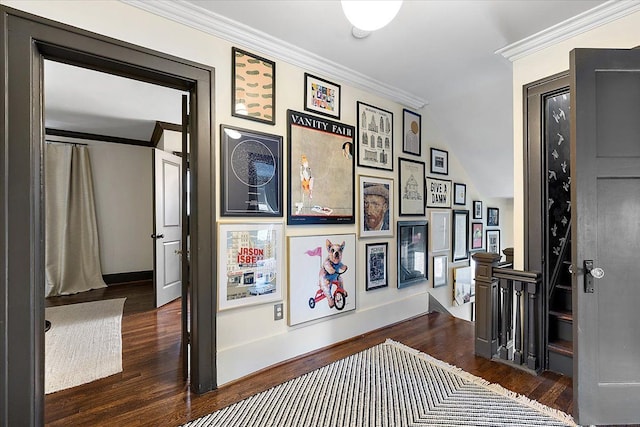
[341,0,403,39]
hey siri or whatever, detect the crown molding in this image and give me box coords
[496,0,640,62]
[121,0,427,109]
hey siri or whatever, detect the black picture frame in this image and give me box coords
[452,209,470,262]
[398,158,425,216]
[487,207,500,226]
[486,229,501,255]
[232,47,276,125]
[471,222,484,250]
[287,110,355,225]
[357,101,394,171]
[220,125,283,217]
[453,182,466,205]
[402,108,421,156]
[365,242,389,291]
[397,220,428,288]
[304,73,341,119]
[473,200,483,219]
[430,147,448,175]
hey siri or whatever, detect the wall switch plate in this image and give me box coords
[274,303,283,321]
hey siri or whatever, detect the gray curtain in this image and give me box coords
[45,143,106,296]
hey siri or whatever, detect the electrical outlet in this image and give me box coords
[274,303,283,321]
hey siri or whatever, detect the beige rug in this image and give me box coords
[45,298,126,394]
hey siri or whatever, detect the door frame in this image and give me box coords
[0,6,217,425]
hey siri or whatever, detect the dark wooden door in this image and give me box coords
[571,48,640,425]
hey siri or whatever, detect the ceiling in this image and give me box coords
[45,0,617,198]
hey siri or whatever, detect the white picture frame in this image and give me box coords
[430,210,450,253]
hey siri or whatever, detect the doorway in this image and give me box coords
[1,7,216,425]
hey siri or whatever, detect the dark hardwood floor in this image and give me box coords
[45,283,573,426]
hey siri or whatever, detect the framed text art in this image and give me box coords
[486,229,501,255]
[288,234,356,326]
[287,110,355,225]
[433,254,448,288]
[304,73,341,119]
[426,177,451,208]
[357,101,393,171]
[402,109,421,156]
[220,125,282,217]
[430,210,450,252]
[365,242,388,291]
[397,220,428,288]
[473,200,483,219]
[430,148,448,175]
[454,182,466,206]
[232,47,275,125]
[359,175,394,238]
[217,223,283,310]
[398,158,425,216]
[471,222,484,250]
[452,210,470,262]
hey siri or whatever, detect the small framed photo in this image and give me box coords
[433,254,448,288]
[232,47,275,125]
[487,207,500,226]
[402,109,421,156]
[365,242,388,291]
[357,101,393,171]
[397,220,428,288]
[359,175,393,238]
[486,229,501,255]
[430,148,448,175]
[430,210,450,252]
[471,222,484,250]
[473,200,483,219]
[452,210,470,262]
[304,73,341,119]
[220,125,282,217]
[453,182,466,205]
[218,223,283,310]
[398,158,425,216]
[453,266,475,306]
[426,177,451,208]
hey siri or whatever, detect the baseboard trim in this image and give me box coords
[103,270,153,285]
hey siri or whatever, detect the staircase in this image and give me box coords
[547,226,573,377]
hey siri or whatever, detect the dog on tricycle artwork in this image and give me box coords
[306,239,349,311]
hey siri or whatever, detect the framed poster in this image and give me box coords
[426,177,451,208]
[486,229,501,255]
[304,73,341,119]
[220,125,282,216]
[471,222,484,250]
[232,47,275,125]
[288,234,356,326]
[287,110,355,225]
[452,210,470,262]
[397,220,428,288]
[430,148,448,175]
[365,242,388,291]
[357,101,393,170]
[430,210,450,252]
[473,200,483,219]
[433,254,448,288]
[359,175,393,237]
[487,207,500,226]
[402,109,421,156]
[453,266,475,306]
[398,158,425,216]
[454,182,466,205]
[217,223,283,310]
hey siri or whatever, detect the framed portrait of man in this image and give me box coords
[359,175,394,238]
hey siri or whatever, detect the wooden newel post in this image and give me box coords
[473,251,502,359]
[503,247,514,265]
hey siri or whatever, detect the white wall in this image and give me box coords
[7,0,514,385]
[510,10,640,269]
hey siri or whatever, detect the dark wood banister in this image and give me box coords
[548,220,571,298]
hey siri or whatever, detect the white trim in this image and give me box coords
[496,0,640,62]
[121,0,427,109]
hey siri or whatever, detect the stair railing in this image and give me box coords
[473,251,543,373]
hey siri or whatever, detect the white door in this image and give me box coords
[153,148,182,307]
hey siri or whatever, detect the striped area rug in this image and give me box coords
[184,340,576,427]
